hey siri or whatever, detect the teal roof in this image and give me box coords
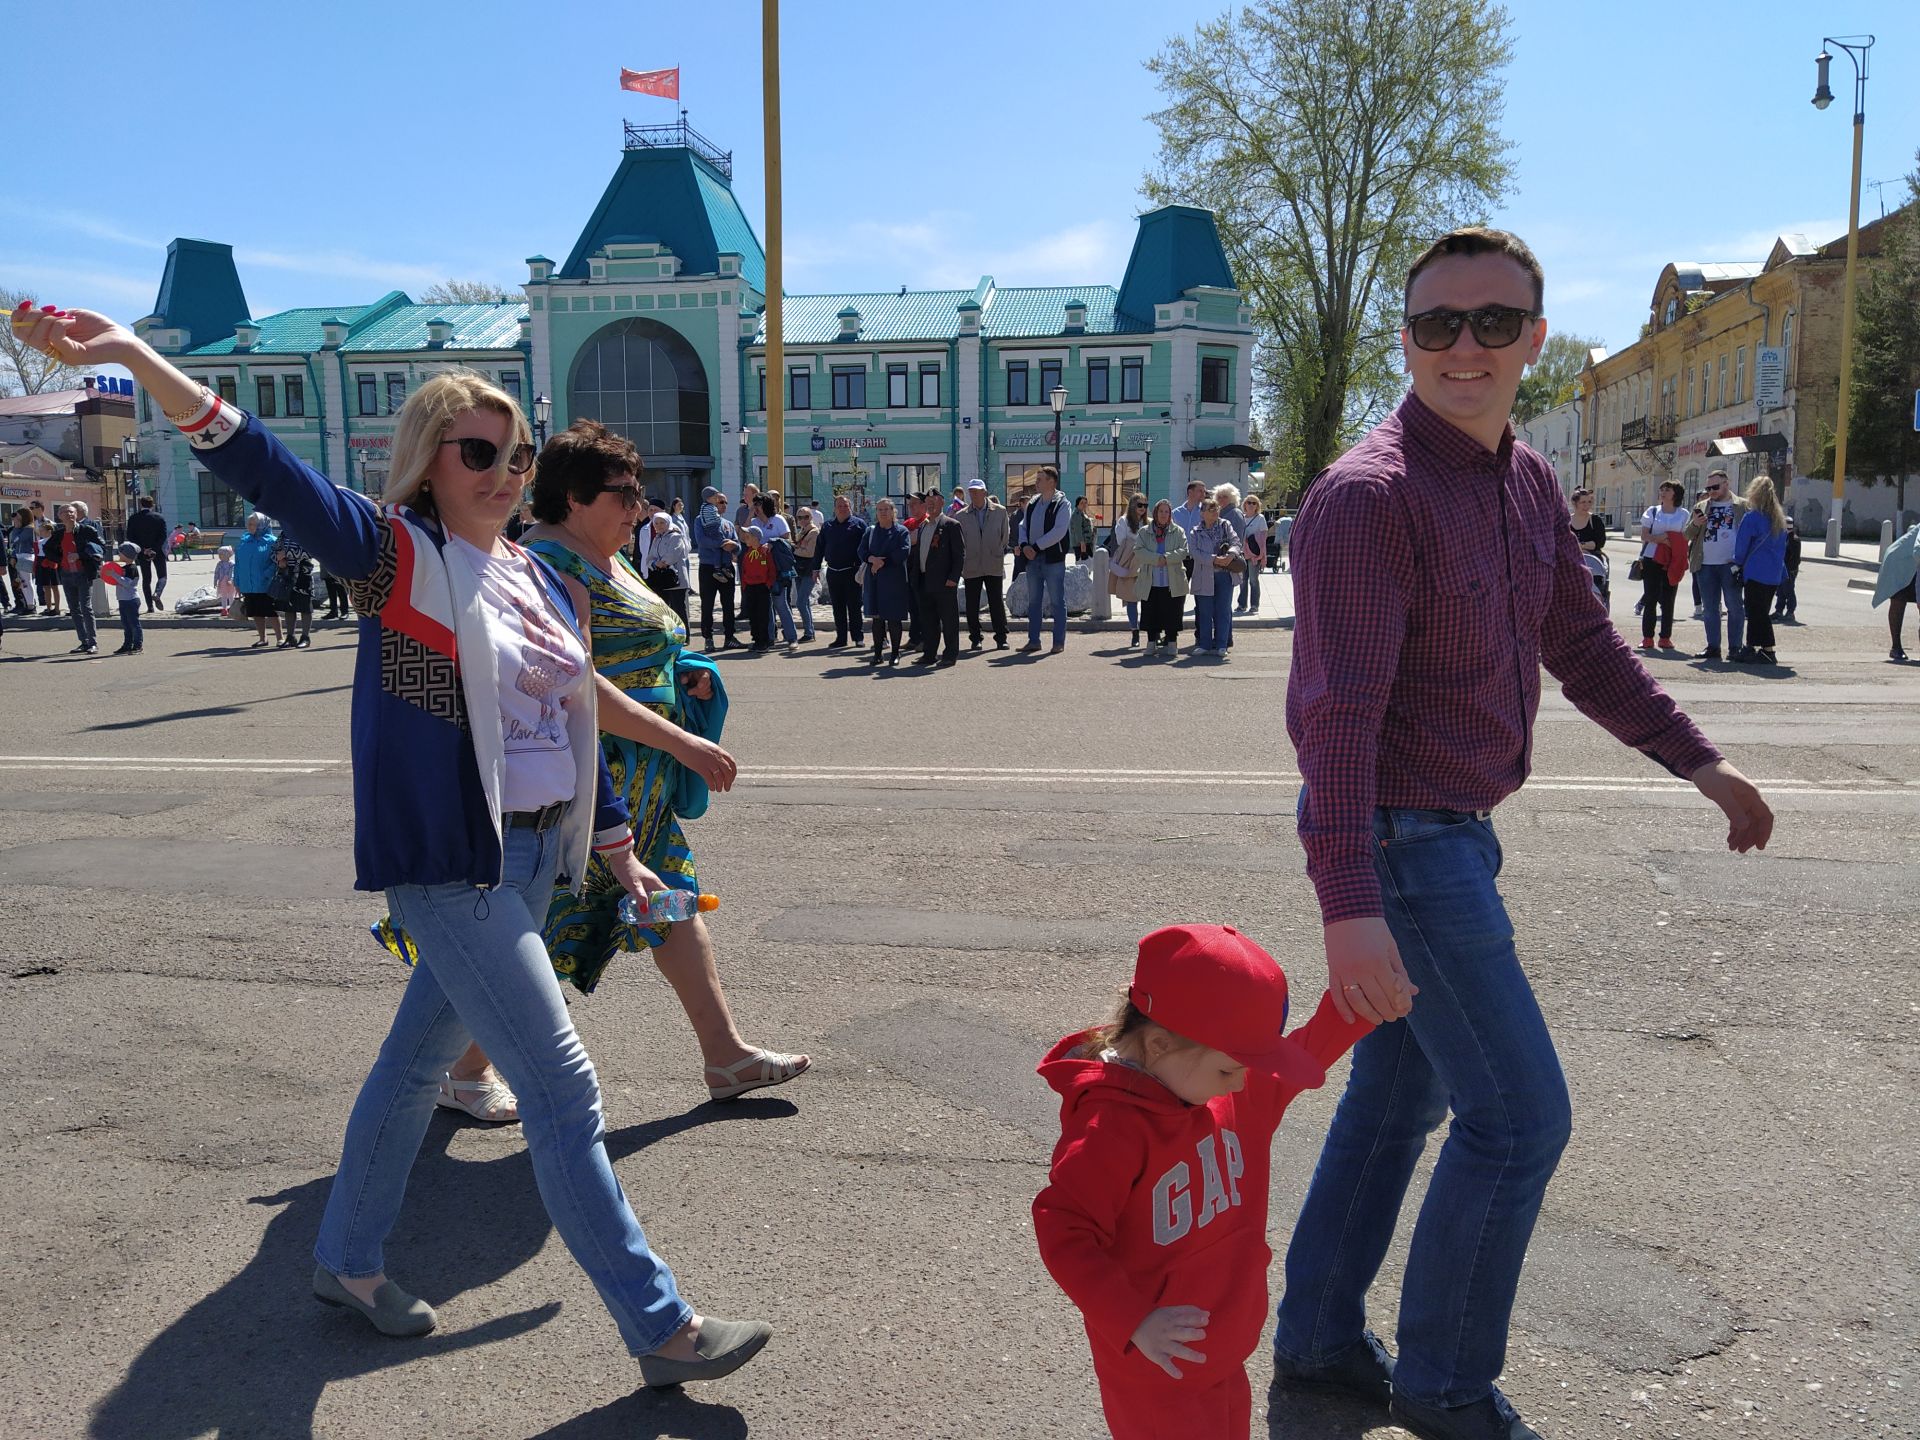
[561,146,767,291]
[982,286,1145,337]
[150,239,251,348]
[1115,205,1236,325]
[752,283,1148,344]
[187,298,526,356]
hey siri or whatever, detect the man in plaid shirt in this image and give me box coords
[1270,228,1773,1440]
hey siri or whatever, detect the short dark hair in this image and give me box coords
[1034,465,1059,487]
[1659,481,1686,504]
[755,493,779,519]
[1405,226,1545,314]
[1571,488,1592,502]
[528,420,639,523]
[1186,480,1205,494]
[138,495,156,509]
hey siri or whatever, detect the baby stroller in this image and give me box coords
[1581,551,1610,605]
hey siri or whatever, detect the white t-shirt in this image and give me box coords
[1640,505,1689,560]
[1696,500,1739,565]
[448,535,589,813]
[759,512,791,540]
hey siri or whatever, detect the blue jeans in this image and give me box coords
[1193,585,1234,649]
[1275,805,1571,1408]
[794,571,817,638]
[118,598,142,649]
[771,577,798,643]
[1236,565,1261,611]
[1697,563,1745,651]
[314,823,690,1356]
[64,576,96,648]
[1026,560,1066,647]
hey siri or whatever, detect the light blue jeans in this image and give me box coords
[1236,565,1262,611]
[314,823,690,1356]
[1697,562,1745,652]
[1275,802,1571,1407]
[793,571,817,638]
[771,577,798,643]
[1026,559,1066,647]
[1193,584,1234,650]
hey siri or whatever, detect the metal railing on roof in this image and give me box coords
[623,118,732,179]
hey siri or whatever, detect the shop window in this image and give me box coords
[285,377,305,417]
[887,364,909,408]
[1039,359,1062,405]
[919,363,940,407]
[1087,358,1110,405]
[789,367,811,410]
[215,376,238,405]
[197,469,245,527]
[1082,461,1143,531]
[1007,361,1030,406]
[360,466,387,498]
[831,366,866,409]
[386,373,406,414]
[1200,356,1230,404]
[499,371,521,401]
[1003,462,1049,510]
[255,376,276,418]
[886,462,941,504]
[1121,357,1143,403]
[357,375,378,415]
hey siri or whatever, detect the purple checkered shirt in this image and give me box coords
[1288,393,1722,924]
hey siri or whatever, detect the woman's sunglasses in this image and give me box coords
[1404,305,1537,352]
[599,483,644,509]
[440,437,536,475]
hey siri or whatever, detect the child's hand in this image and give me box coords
[1130,1305,1209,1379]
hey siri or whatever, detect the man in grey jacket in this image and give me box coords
[957,479,1010,650]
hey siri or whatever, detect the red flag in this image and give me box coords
[619,66,679,99]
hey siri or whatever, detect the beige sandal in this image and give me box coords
[436,1070,521,1123]
[705,1049,811,1102]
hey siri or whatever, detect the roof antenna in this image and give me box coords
[899,284,907,296]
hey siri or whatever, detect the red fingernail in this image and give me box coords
[39,303,56,312]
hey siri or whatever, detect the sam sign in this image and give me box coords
[1754,347,1786,413]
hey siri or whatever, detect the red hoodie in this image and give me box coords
[1032,992,1367,1390]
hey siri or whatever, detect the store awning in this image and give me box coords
[1707,433,1788,457]
[1180,443,1270,462]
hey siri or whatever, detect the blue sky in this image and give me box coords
[3,0,1914,359]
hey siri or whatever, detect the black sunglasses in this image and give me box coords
[599,482,644,509]
[1404,305,1537,352]
[440,437,536,475]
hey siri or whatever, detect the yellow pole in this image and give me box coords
[761,0,785,507]
[1826,114,1864,556]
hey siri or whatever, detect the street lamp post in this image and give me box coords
[1050,384,1067,489]
[1812,33,1875,557]
[850,442,862,510]
[740,426,752,496]
[1108,416,1122,528]
[532,393,551,450]
[1144,434,1155,505]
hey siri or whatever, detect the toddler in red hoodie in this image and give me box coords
[1033,923,1374,1439]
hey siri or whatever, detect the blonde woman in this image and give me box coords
[1732,475,1789,666]
[11,301,771,1387]
[1108,492,1149,645]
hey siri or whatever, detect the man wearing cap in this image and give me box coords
[694,488,741,650]
[1276,227,1772,1440]
[958,479,1010,651]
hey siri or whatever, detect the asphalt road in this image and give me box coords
[0,551,1913,1440]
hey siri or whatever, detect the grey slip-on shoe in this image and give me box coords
[639,1315,772,1388]
[312,1265,436,1337]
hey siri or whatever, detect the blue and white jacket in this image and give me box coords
[178,398,628,894]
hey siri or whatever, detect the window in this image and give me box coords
[885,462,940,502]
[197,469,245,527]
[1120,357,1143,403]
[284,376,305,417]
[1716,355,1727,410]
[566,316,711,458]
[754,369,766,412]
[785,464,815,504]
[1006,361,1030,406]
[1698,366,1709,415]
[1039,359,1062,405]
[255,376,277,417]
[831,366,866,409]
[386,373,406,414]
[1781,311,1794,381]
[887,363,909,408]
[139,390,151,423]
[1200,356,1230,404]
[359,467,387,498]
[357,375,378,415]
[1685,366,1694,418]
[499,371,521,401]
[1087,358,1110,405]
[789,367,811,410]
[1082,461,1143,530]
[215,375,238,405]
[919,363,940,408]
[1003,462,1049,510]
[1735,346,1747,404]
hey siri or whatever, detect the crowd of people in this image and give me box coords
[1630,468,1799,667]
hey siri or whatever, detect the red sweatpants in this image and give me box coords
[1096,1363,1251,1439]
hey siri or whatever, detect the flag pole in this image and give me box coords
[761,0,784,509]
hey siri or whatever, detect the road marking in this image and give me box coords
[0,763,333,775]
[740,765,1907,793]
[0,754,345,766]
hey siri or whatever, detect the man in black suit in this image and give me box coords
[909,488,964,667]
[124,495,172,613]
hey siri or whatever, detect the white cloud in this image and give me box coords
[0,204,161,251]
[0,258,156,311]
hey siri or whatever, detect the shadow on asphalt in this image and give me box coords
[1264,1378,1392,1437]
[89,1098,797,1439]
[82,685,353,730]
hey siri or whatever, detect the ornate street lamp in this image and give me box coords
[740,425,751,493]
[1811,34,1875,556]
[1050,384,1067,486]
[532,393,551,449]
[1108,415,1122,528]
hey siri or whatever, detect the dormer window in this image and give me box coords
[1663,297,1678,326]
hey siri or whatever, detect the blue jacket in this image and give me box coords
[235,527,279,592]
[1734,510,1789,586]
[693,505,738,568]
[858,522,911,620]
[819,515,868,570]
[185,407,628,893]
[769,534,796,583]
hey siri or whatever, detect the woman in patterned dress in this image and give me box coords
[520,421,809,1103]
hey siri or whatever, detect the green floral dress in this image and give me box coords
[524,539,701,993]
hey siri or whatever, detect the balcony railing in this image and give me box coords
[1619,415,1676,451]
[623,118,732,179]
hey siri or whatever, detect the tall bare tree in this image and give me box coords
[417,279,514,305]
[0,286,87,395]
[1146,1,1515,495]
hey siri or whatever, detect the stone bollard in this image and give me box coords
[1881,519,1896,560]
[1091,547,1111,623]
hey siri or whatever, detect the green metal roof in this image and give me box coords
[751,283,1149,345]
[188,305,370,355]
[982,286,1146,337]
[561,146,767,291]
[150,238,251,348]
[187,299,526,356]
[1114,205,1235,325]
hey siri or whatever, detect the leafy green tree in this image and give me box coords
[1145,0,1515,495]
[1515,332,1605,424]
[0,286,85,395]
[1845,157,1920,518]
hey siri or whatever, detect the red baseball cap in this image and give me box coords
[1129,924,1326,1090]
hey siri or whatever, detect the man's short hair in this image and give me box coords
[1186,480,1205,495]
[1706,468,1730,480]
[1405,226,1545,314]
[1033,465,1059,487]
[138,495,156,509]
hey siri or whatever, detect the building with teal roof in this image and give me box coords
[134,120,1257,529]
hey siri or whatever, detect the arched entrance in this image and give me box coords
[567,317,712,510]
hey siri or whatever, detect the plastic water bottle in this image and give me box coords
[617,890,719,926]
